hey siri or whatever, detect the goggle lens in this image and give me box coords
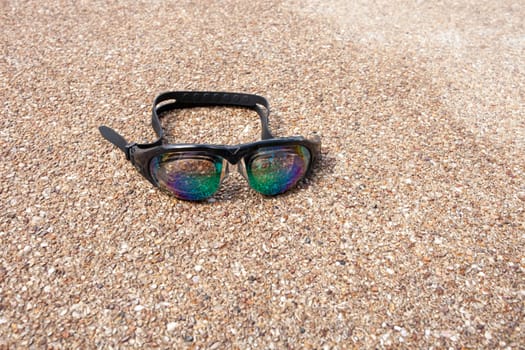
[150,153,224,201]
[245,145,311,196]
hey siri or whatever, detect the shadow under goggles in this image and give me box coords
[99,91,321,201]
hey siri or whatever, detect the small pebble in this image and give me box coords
[166,322,177,333]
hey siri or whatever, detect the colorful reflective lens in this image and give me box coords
[245,145,311,195]
[150,152,223,200]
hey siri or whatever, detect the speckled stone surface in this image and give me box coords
[1,0,524,348]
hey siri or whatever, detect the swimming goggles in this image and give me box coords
[99,91,321,201]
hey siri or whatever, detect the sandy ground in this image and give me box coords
[1,0,524,348]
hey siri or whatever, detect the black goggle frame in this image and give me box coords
[99,91,321,194]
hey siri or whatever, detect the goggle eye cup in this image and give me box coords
[150,152,227,201]
[243,145,312,196]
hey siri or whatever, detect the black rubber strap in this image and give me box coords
[99,125,128,153]
[99,91,275,159]
[152,91,274,140]
[98,125,140,160]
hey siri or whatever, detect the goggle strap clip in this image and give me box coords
[124,142,137,161]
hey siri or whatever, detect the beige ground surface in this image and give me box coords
[1,0,524,348]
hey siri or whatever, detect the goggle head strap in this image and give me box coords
[99,91,274,159]
[152,91,274,141]
[99,125,129,154]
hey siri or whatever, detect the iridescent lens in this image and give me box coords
[245,145,311,196]
[150,152,224,200]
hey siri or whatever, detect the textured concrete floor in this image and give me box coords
[1,0,524,348]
